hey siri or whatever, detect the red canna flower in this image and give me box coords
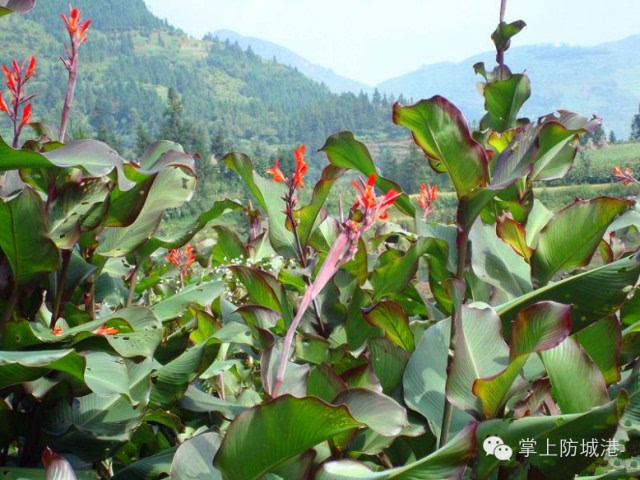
[93,324,119,335]
[0,93,7,114]
[166,244,196,270]
[611,166,638,186]
[61,6,91,45]
[20,103,31,126]
[292,144,307,188]
[25,56,36,80]
[266,158,286,183]
[51,326,63,336]
[417,183,438,218]
[351,173,399,222]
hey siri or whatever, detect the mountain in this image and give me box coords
[209,29,373,95]
[0,0,400,170]
[378,35,640,138]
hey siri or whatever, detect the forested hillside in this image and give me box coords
[0,0,401,173]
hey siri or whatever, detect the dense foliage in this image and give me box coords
[0,2,639,480]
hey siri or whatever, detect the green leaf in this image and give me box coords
[307,364,347,402]
[0,349,84,389]
[480,74,531,132]
[473,302,571,418]
[574,316,621,384]
[393,96,488,198]
[368,338,410,394]
[497,252,640,334]
[362,301,414,352]
[530,121,581,182]
[476,393,628,478]
[151,282,224,322]
[491,20,527,54]
[316,423,476,479]
[179,385,247,419]
[469,220,532,298]
[0,467,96,480]
[0,187,59,286]
[403,319,474,439]
[111,447,176,480]
[213,395,363,480]
[320,132,413,215]
[540,337,609,413]
[332,388,407,437]
[223,152,296,256]
[447,304,509,415]
[84,351,131,398]
[496,216,534,261]
[170,432,222,480]
[96,165,195,257]
[211,226,247,264]
[531,197,634,286]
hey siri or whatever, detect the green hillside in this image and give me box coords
[0,0,401,168]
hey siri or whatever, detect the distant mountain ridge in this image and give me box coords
[210,29,373,95]
[377,35,640,138]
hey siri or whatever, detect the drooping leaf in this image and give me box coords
[540,337,609,413]
[362,301,414,352]
[530,121,581,182]
[170,432,223,480]
[0,187,59,286]
[393,96,488,198]
[213,395,363,480]
[332,388,408,437]
[496,215,534,261]
[447,304,509,416]
[531,197,634,286]
[151,282,224,322]
[316,422,477,480]
[179,385,246,419]
[574,316,621,384]
[211,226,248,265]
[0,350,84,389]
[368,338,410,394]
[320,132,413,215]
[480,74,531,132]
[490,20,527,55]
[473,302,571,418]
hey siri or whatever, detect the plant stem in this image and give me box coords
[126,263,140,307]
[438,229,469,448]
[51,249,72,328]
[499,0,507,23]
[59,46,77,142]
[1,287,18,325]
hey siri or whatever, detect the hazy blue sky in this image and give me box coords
[144,0,640,85]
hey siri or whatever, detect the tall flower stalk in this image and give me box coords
[272,173,400,397]
[59,6,91,142]
[0,56,36,148]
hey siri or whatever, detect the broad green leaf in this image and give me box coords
[212,226,248,264]
[137,141,193,172]
[320,132,413,215]
[473,302,571,418]
[96,165,195,256]
[620,368,640,435]
[0,135,53,169]
[476,393,628,478]
[490,20,527,54]
[332,388,408,437]
[179,385,247,419]
[223,152,296,256]
[111,447,176,480]
[497,252,640,334]
[530,121,580,182]
[151,281,224,322]
[574,316,621,384]
[0,467,96,480]
[0,0,35,17]
[403,319,474,439]
[362,301,414,352]
[524,199,553,247]
[213,395,363,480]
[0,187,59,286]
[531,197,634,286]
[307,364,347,402]
[49,178,111,248]
[0,349,84,388]
[393,96,488,198]
[296,164,345,248]
[84,352,130,398]
[469,220,531,298]
[540,337,609,413]
[480,74,531,132]
[316,422,476,479]
[447,304,509,415]
[368,338,410,394]
[170,432,222,480]
[228,266,283,313]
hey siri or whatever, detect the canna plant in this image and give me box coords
[0,1,639,479]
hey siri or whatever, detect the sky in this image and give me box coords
[143,0,640,86]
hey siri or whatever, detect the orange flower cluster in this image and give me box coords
[266,145,307,188]
[351,173,399,222]
[61,6,91,46]
[166,244,196,272]
[0,56,36,128]
[417,183,438,217]
[612,166,637,186]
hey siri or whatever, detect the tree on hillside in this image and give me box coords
[609,130,617,144]
[160,88,184,142]
[631,104,640,142]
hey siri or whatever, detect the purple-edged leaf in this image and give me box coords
[473,302,571,418]
[316,422,477,480]
[540,337,609,413]
[513,378,554,419]
[531,197,634,286]
[393,96,488,198]
[213,395,363,480]
[320,132,413,215]
[362,301,414,352]
[42,447,77,480]
[496,216,534,261]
